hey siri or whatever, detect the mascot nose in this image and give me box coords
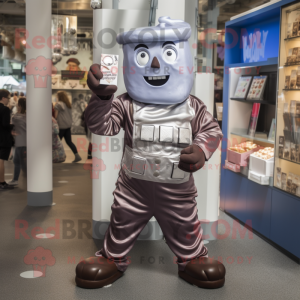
[151,57,160,69]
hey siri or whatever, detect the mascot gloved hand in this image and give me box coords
[75,16,226,289]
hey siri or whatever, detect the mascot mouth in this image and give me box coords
[144,75,170,86]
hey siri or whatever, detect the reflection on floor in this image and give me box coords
[1,161,300,300]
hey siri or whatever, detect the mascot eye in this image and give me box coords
[137,51,149,66]
[163,48,177,63]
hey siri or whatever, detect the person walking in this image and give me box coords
[0,89,14,190]
[54,91,81,163]
[8,97,27,186]
[52,116,66,163]
[81,110,92,160]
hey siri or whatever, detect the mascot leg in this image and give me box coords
[154,177,226,289]
[75,171,153,288]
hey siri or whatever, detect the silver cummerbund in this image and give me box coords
[122,145,190,184]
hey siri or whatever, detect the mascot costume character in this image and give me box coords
[75,17,226,289]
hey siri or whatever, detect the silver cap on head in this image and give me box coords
[116,16,192,45]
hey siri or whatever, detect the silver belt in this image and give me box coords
[122,145,190,184]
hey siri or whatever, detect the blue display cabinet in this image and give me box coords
[220,0,300,262]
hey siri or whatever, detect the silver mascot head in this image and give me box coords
[117,16,194,105]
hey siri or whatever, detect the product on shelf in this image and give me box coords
[276,167,300,196]
[280,101,300,162]
[227,141,259,166]
[292,47,298,63]
[287,49,293,64]
[281,172,287,190]
[294,174,300,196]
[290,70,297,89]
[285,48,300,65]
[276,167,281,187]
[215,103,223,121]
[292,21,298,37]
[286,173,293,193]
[297,47,300,62]
[252,147,274,160]
[250,147,274,177]
[284,139,291,160]
[246,75,267,100]
[285,76,290,89]
[278,136,284,158]
[229,141,258,152]
[247,103,261,137]
[287,23,293,38]
[233,76,252,99]
[297,68,300,88]
[287,10,300,38]
[268,118,276,141]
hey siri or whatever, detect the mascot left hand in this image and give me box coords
[179,145,206,173]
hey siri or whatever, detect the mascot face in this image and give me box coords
[117,16,194,105]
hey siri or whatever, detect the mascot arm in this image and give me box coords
[85,63,124,136]
[85,93,125,136]
[179,96,223,173]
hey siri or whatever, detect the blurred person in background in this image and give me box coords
[52,102,55,118]
[54,91,82,163]
[8,91,19,113]
[8,97,27,186]
[52,115,66,163]
[0,89,14,190]
[81,110,92,160]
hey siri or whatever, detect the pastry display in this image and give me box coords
[229,141,258,153]
[252,147,274,160]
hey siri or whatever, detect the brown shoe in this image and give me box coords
[178,257,226,289]
[75,257,123,289]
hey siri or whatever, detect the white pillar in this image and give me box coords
[92,8,152,239]
[194,73,221,240]
[26,0,53,206]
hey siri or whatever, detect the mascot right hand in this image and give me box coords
[87,64,118,98]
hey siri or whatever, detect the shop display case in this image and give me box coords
[220,0,300,263]
[225,65,277,185]
[275,1,300,197]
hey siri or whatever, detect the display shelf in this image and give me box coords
[226,58,278,69]
[274,1,300,198]
[273,185,300,198]
[231,129,275,144]
[221,0,300,262]
[284,36,300,41]
[230,98,276,105]
[284,62,300,67]
[280,157,300,166]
